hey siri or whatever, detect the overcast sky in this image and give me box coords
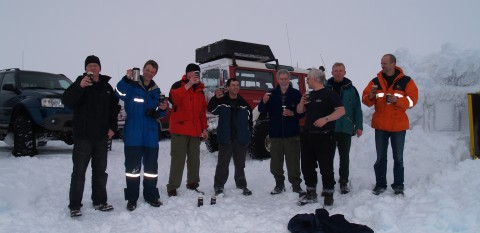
[1,0,479,92]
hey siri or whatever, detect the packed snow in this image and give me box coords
[1,46,480,233]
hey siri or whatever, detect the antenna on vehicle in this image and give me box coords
[319,53,327,73]
[286,23,293,66]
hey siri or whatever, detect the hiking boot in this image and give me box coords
[297,190,318,206]
[340,183,350,194]
[270,185,285,195]
[186,182,199,190]
[93,203,114,211]
[70,208,82,217]
[324,193,334,206]
[321,189,328,197]
[146,199,163,207]
[215,189,225,197]
[372,186,386,195]
[126,201,137,211]
[167,189,177,197]
[393,187,404,195]
[241,187,252,196]
[292,184,304,194]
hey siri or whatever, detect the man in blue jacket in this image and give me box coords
[208,78,253,196]
[326,62,363,194]
[258,69,305,195]
[115,60,167,211]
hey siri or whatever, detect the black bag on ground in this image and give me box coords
[287,208,374,233]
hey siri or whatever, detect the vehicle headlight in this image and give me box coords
[41,98,64,108]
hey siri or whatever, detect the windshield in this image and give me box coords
[19,72,72,90]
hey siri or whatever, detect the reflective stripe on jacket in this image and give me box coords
[362,67,418,132]
[115,76,164,147]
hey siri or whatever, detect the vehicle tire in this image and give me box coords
[205,131,218,153]
[12,114,38,157]
[248,120,271,160]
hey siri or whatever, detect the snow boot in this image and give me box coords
[146,199,163,207]
[340,182,350,194]
[242,187,252,196]
[94,203,114,211]
[324,192,334,206]
[297,189,318,206]
[372,186,386,195]
[70,208,82,217]
[126,201,137,211]
[270,182,285,195]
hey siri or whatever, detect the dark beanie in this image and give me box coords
[185,63,200,74]
[85,55,101,70]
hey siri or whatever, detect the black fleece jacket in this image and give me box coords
[62,74,119,140]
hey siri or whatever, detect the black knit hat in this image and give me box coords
[85,55,101,70]
[185,63,200,74]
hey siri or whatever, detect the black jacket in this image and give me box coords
[207,94,252,144]
[288,208,374,233]
[258,85,304,138]
[62,74,119,140]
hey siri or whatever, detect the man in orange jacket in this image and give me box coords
[362,54,418,195]
[166,63,208,197]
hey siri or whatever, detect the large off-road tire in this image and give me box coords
[248,120,271,160]
[12,114,38,157]
[205,131,218,153]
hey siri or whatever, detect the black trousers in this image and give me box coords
[68,137,109,209]
[300,132,336,191]
[214,139,248,190]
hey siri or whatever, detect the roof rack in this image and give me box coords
[196,39,276,64]
[0,68,20,72]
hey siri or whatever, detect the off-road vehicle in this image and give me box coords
[0,68,74,156]
[197,39,309,159]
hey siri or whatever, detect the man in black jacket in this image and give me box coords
[207,78,253,196]
[62,55,119,217]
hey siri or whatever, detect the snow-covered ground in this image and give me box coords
[1,46,480,233]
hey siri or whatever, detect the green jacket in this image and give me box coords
[326,77,363,135]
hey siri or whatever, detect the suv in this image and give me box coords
[0,68,74,156]
[197,40,309,159]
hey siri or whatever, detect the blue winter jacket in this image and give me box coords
[258,85,304,138]
[326,77,363,135]
[207,94,252,145]
[115,76,166,147]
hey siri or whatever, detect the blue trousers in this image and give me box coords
[124,146,159,202]
[374,130,406,189]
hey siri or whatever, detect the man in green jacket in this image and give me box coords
[325,62,363,194]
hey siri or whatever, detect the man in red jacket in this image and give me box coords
[166,63,208,197]
[362,54,418,196]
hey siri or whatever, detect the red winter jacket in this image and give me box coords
[362,67,418,132]
[168,75,207,137]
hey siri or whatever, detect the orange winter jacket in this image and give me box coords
[362,67,418,132]
[168,75,207,137]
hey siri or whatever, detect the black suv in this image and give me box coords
[0,68,74,156]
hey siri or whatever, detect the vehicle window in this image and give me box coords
[290,75,299,90]
[1,73,16,89]
[201,68,221,88]
[235,69,274,90]
[19,72,72,89]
